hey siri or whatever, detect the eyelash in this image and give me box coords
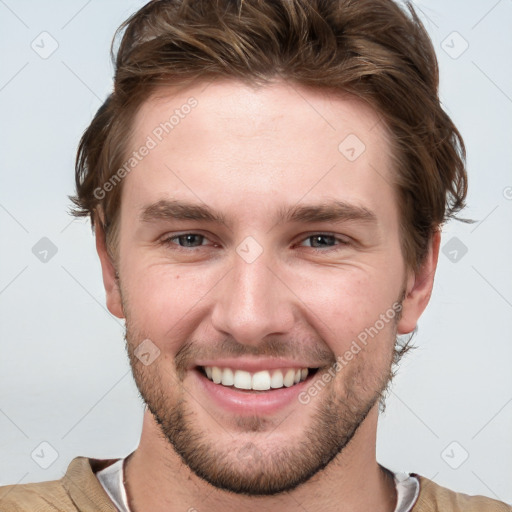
[159,232,350,252]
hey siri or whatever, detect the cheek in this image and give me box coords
[287,267,399,349]
[121,260,213,340]
[120,240,404,360]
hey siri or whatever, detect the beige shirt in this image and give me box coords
[0,456,510,512]
[95,457,421,512]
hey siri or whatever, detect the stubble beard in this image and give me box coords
[123,297,401,496]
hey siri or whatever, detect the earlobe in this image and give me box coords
[95,221,125,319]
[397,230,441,335]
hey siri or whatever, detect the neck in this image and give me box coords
[123,405,397,512]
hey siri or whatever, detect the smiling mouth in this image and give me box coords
[198,366,319,392]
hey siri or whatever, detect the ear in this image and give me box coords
[397,229,441,335]
[95,221,125,319]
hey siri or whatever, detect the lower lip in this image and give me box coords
[193,368,315,416]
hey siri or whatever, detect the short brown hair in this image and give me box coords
[71,0,468,270]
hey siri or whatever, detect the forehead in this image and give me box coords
[133,80,388,148]
[122,79,397,227]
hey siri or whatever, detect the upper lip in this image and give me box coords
[193,357,320,373]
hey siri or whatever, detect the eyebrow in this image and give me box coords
[140,199,377,227]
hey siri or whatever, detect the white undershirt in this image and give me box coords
[96,457,420,512]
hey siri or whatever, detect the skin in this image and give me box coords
[96,80,440,512]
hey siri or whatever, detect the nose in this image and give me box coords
[210,248,295,346]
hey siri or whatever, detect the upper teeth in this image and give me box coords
[203,367,309,390]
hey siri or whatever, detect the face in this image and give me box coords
[98,80,437,495]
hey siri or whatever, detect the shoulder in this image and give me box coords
[0,456,119,512]
[413,475,511,512]
[0,477,72,512]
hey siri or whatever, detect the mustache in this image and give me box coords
[174,335,336,375]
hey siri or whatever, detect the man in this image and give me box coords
[0,0,509,511]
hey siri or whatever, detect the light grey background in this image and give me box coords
[0,0,511,504]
